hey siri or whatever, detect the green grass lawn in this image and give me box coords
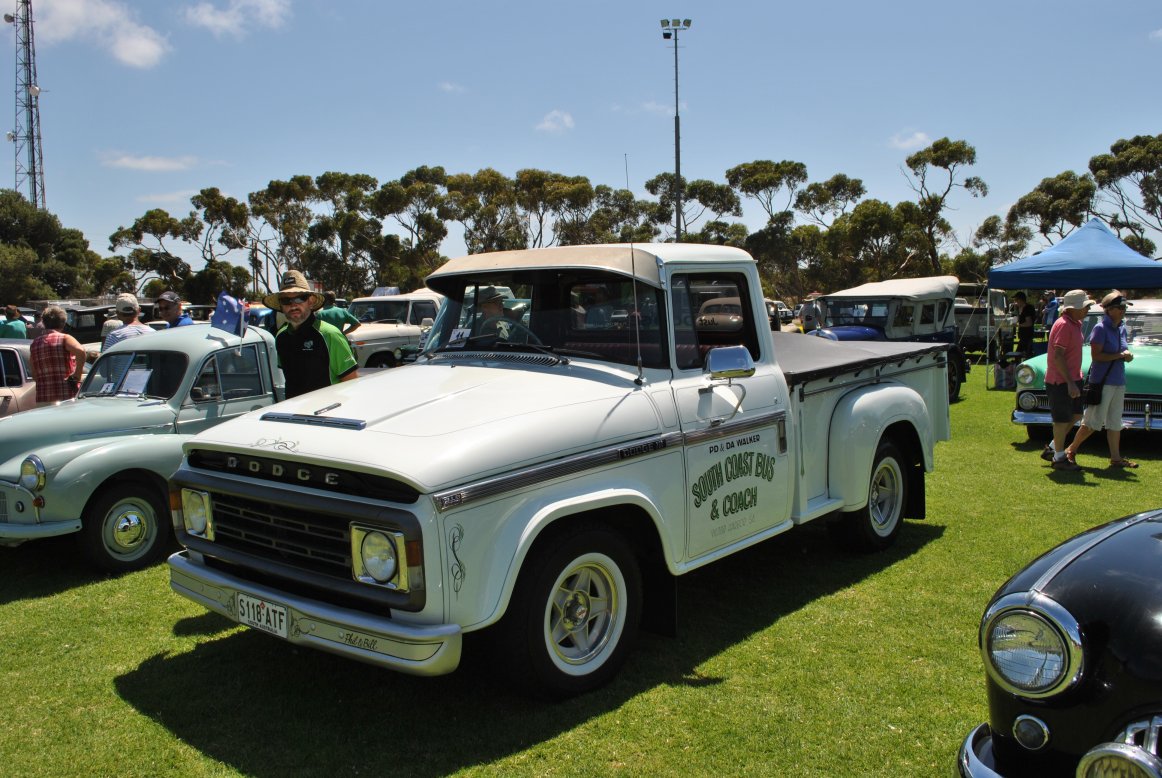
[1,376,1156,777]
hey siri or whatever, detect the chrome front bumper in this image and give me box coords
[956,724,1003,777]
[957,722,1162,777]
[168,550,462,676]
[0,481,81,543]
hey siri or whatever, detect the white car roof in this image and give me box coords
[822,275,959,302]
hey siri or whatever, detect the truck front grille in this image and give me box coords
[211,493,351,579]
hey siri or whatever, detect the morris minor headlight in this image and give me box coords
[1016,365,1037,385]
[19,455,45,491]
[981,594,1083,698]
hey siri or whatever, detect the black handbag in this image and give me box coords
[1082,364,1108,406]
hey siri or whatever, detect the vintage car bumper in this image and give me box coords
[957,722,1162,777]
[0,481,82,543]
[168,551,462,676]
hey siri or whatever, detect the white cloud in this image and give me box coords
[438,81,466,93]
[136,189,199,204]
[889,130,931,150]
[37,0,170,68]
[535,110,575,133]
[1150,28,1162,41]
[101,152,198,172]
[183,0,291,39]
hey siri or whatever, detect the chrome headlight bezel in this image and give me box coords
[351,525,409,590]
[980,592,1084,699]
[1016,365,1037,386]
[19,455,46,491]
[180,488,214,540]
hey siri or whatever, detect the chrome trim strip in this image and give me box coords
[1030,513,1153,594]
[433,431,683,512]
[682,409,785,445]
[433,410,786,513]
[259,412,367,430]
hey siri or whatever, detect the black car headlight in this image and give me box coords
[981,593,1083,698]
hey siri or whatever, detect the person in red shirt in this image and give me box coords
[1041,290,1094,471]
[30,305,86,406]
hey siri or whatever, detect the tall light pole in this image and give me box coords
[660,18,691,241]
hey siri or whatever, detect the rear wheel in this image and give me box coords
[80,479,171,573]
[832,440,908,552]
[498,523,641,698]
[366,352,397,368]
[947,360,962,402]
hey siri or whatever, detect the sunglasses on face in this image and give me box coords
[281,295,310,305]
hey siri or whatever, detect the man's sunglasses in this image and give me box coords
[280,295,311,305]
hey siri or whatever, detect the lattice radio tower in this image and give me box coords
[5,0,45,209]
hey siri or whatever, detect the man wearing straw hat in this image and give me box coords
[264,270,358,399]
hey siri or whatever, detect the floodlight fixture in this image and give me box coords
[683,19,692,27]
[659,16,693,240]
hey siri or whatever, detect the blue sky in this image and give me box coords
[5,0,1162,274]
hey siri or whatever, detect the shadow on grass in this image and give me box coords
[0,535,107,605]
[114,520,943,777]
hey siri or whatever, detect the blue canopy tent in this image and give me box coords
[988,217,1162,289]
[982,218,1162,387]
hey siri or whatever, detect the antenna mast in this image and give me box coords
[6,0,46,209]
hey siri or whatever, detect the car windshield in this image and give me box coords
[423,270,668,368]
[1125,309,1162,345]
[350,300,410,323]
[824,299,890,327]
[79,350,188,399]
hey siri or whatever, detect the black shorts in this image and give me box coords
[1046,382,1082,423]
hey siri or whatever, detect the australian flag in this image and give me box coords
[209,292,247,338]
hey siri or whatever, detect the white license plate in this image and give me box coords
[236,593,288,639]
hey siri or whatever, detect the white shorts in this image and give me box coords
[1082,383,1126,431]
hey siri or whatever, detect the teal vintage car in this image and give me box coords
[0,324,284,572]
[1012,298,1162,436]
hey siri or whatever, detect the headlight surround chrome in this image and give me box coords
[981,592,1083,699]
[181,488,214,540]
[351,525,408,590]
[1016,365,1037,386]
[1017,391,1040,411]
[19,455,46,491]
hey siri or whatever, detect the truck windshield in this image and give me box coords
[423,270,668,368]
[79,350,188,399]
[825,300,890,328]
[349,300,411,323]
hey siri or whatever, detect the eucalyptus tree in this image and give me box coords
[247,175,317,287]
[902,138,988,275]
[440,168,526,254]
[304,171,385,296]
[108,208,200,292]
[371,165,448,284]
[724,159,808,224]
[1006,171,1098,244]
[794,174,866,227]
[1088,134,1162,255]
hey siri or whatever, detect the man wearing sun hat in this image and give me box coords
[264,270,358,398]
[1065,290,1138,468]
[102,293,153,352]
[1040,289,1095,471]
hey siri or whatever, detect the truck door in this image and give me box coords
[668,271,795,559]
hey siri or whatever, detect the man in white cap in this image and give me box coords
[1066,290,1137,468]
[264,270,358,398]
[102,293,153,352]
[1040,289,1095,471]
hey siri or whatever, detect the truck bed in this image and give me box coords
[772,332,950,388]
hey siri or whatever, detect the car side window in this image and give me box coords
[1,349,22,387]
[671,272,760,371]
[193,345,264,402]
[191,357,221,402]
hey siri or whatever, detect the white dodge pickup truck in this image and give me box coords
[168,243,951,697]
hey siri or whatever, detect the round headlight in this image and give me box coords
[985,610,1067,694]
[19,456,46,491]
[360,532,397,583]
[1016,365,1036,385]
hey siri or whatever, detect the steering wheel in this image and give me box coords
[478,316,543,346]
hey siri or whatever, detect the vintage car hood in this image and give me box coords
[187,361,663,492]
[1019,342,1162,394]
[0,397,176,471]
[995,509,1162,682]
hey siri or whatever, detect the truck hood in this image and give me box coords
[0,397,176,472]
[187,361,664,492]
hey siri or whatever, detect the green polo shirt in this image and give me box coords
[275,315,358,398]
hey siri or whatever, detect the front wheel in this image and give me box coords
[80,480,171,573]
[947,360,962,403]
[498,523,641,698]
[832,440,908,552]
[365,352,398,369]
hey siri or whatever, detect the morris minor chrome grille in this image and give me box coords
[210,493,351,579]
[1118,715,1162,759]
[1022,392,1154,416]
